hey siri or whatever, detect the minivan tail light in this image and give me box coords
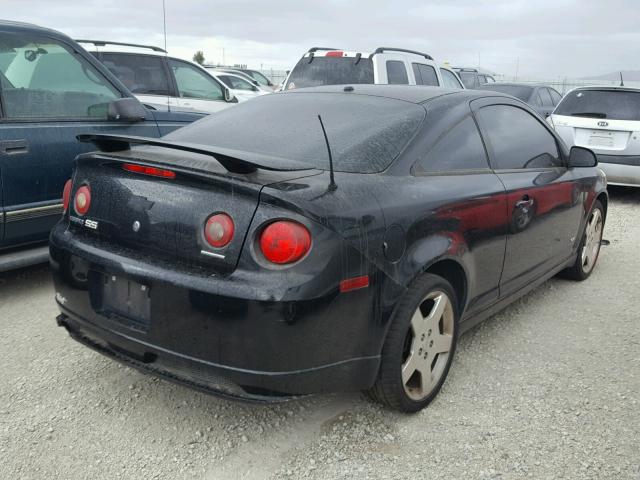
[123,163,176,179]
[74,185,91,216]
[62,179,72,213]
[325,51,344,57]
[204,213,234,248]
[259,221,311,264]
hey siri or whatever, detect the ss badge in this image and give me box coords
[84,219,98,230]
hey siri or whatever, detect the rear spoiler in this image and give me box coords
[77,134,313,174]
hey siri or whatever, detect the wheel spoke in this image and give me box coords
[402,349,426,384]
[426,293,448,323]
[410,309,425,337]
[432,332,453,354]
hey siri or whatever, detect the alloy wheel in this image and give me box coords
[581,208,603,274]
[401,290,454,401]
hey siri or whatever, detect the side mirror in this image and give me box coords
[224,86,237,103]
[568,146,597,168]
[107,98,146,122]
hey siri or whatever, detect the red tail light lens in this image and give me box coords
[74,185,91,216]
[123,163,176,179]
[62,179,72,213]
[204,213,234,248]
[259,221,311,264]
[325,51,344,57]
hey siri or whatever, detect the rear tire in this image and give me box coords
[559,200,605,281]
[366,274,459,413]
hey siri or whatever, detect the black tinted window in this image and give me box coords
[412,63,439,86]
[414,116,488,174]
[387,61,408,84]
[166,93,425,173]
[477,105,561,169]
[477,84,533,101]
[554,89,640,120]
[101,53,171,96]
[285,56,374,89]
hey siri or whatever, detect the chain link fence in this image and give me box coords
[494,75,640,95]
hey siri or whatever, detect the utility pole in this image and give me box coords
[515,57,520,81]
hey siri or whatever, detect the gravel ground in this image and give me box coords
[1,187,638,480]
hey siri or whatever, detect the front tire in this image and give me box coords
[367,274,459,413]
[560,200,605,281]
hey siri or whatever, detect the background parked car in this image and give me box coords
[283,47,463,90]
[210,71,269,101]
[212,67,277,91]
[453,67,496,89]
[477,83,563,117]
[0,21,203,271]
[548,86,640,187]
[81,40,240,114]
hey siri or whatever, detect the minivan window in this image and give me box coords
[387,61,409,85]
[554,89,640,121]
[169,59,224,101]
[412,63,439,86]
[440,69,463,89]
[0,33,120,118]
[285,56,374,89]
[477,105,561,169]
[414,116,488,173]
[166,93,425,173]
[101,53,171,96]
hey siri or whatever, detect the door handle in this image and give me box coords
[0,139,29,155]
[515,195,534,208]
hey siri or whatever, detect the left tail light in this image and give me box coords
[74,185,91,216]
[204,213,235,248]
[62,179,72,213]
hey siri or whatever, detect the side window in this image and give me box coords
[386,60,408,85]
[539,88,554,107]
[485,76,496,83]
[412,63,438,86]
[168,59,224,101]
[414,116,489,174]
[549,88,562,106]
[0,33,120,119]
[219,75,255,91]
[440,68,463,89]
[101,53,171,96]
[477,75,487,84]
[476,104,561,169]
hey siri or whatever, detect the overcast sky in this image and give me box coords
[4,0,639,78]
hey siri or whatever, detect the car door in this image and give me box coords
[472,98,584,297]
[0,30,160,249]
[167,58,233,113]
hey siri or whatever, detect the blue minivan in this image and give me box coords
[0,20,204,271]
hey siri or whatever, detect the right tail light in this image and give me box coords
[62,179,72,213]
[74,185,91,216]
[259,221,311,264]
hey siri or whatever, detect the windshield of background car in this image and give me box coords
[477,84,533,101]
[165,92,425,173]
[554,89,640,120]
[285,56,374,90]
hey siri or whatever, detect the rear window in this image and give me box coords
[477,84,533,101]
[285,56,374,90]
[165,92,425,173]
[554,89,640,121]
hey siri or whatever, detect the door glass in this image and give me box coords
[386,60,408,84]
[101,53,171,96]
[477,75,487,84]
[477,105,561,169]
[539,88,554,107]
[440,69,463,89]
[414,116,489,173]
[168,59,224,101]
[219,75,255,91]
[0,33,120,118]
[412,63,439,86]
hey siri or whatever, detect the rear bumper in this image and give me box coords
[49,223,385,398]
[597,155,640,186]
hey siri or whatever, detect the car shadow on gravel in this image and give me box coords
[607,185,640,204]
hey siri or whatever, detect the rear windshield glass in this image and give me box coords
[554,89,640,120]
[477,84,533,101]
[285,56,374,90]
[166,92,425,173]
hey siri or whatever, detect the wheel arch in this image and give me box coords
[421,257,468,315]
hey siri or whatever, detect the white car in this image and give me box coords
[549,86,640,187]
[205,69,270,100]
[79,40,239,114]
[283,47,464,90]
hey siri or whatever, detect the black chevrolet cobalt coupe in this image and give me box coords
[51,85,607,412]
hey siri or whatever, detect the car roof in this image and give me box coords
[0,19,70,39]
[479,82,537,89]
[281,84,505,104]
